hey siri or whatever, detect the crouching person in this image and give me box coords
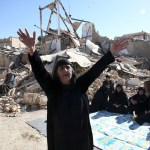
[107,84,128,114]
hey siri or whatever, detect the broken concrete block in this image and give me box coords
[38,95,48,106]
[23,92,47,106]
[127,78,141,86]
[26,83,42,93]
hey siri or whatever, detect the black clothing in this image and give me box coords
[145,95,150,111]
[135,113,150,125]
[0,84,10,95]
[135,95,150,125]
[100,80,114,100]
[4,73,16,88]
[90,80,114,113]
[28,50,114,150]
[107,89,128,114]
[89,90,107,113]
[129,94,147,115]
[0,73,16,96]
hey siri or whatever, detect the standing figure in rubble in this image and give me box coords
[134,80,150,125]
[90,74,114,113]
[101,74,115,101]
[107,84,128,114]
[0,68,16,96]
[17,28,128,150]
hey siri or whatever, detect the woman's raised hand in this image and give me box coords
[17,29,36,55]
[110,38,129,56]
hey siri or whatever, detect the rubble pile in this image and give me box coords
[0,96,22,116]
[0,39,150,117]
[23,92,47,109]
[0,16,150,117]
[0,0,149,121]
[87,77,102,102]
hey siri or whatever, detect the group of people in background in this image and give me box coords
[90,75,150,125]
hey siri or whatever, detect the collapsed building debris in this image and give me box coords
[0,33,150,117]
[0,96,22,117]
[23,93,47,109]
[2,45,147,115]
[0,1,149,117]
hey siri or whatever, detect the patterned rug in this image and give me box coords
[90,110,150,150]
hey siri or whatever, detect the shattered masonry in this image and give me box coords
[0,1,149,116]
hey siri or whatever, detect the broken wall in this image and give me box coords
[0,37,26,49]
[82,23,108,44]
[127,40,150,58]
[11,37,26,48]
[92,27,108,44]
[0,53,10,67]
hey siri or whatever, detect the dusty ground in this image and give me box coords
[0,110,47,150]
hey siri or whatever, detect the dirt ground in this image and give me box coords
[0,110,47,150]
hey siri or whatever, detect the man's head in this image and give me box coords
[106,75,110,81]
[53,58,74,85]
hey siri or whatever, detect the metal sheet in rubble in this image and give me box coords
[66,49,91,67]
[40,50,67,62]
[119,62,150,77]
[40,48,91,68]
[85,40,100,55]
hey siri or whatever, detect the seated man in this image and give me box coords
[0,68,16,96]
[107,84,128,114]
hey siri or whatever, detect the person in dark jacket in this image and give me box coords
[100,74,114,101]
[128,87,147,116]
[90,75,114,112]
[101,75,114,99]
[107,84,128,114]
[0,68,16,96]
[144,80,150,98]
[134,80,150,125]
[17,28,128,150]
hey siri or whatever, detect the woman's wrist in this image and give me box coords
[28,46,35,56]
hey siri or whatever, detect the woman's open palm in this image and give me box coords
[17,29,36,55]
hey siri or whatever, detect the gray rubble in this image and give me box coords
[0,13,150,116]
[0,39,149,116]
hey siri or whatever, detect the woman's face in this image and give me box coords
[106,77,110,82]
[57,65,73,85]
[116,87,122,92]
[139,90,144,95]
[144,81,150,93]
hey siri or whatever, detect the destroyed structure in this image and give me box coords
[0,1,150,116]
